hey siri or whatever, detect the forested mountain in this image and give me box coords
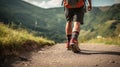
[80,4,120,40]
[0,0,120,42]
[0,0,65,42]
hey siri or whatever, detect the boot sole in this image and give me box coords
[70,44,80,53]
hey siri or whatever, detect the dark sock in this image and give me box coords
[72,31,79,39]
[67,35,71,42]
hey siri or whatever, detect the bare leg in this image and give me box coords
[70,22,81,53]
[73,22,80,32]
[65,22,72,49]
[65,22,72,35]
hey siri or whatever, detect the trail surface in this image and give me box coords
[12,43,120,67]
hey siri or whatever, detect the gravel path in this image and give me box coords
[12,43,120,67]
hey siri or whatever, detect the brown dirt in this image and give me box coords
[12,43,120,67]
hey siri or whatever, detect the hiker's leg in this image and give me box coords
[69,7,84,52]
[65,22,72,35]
[73,22,80,33]
[65,21,72,49]
[71,22,80,44]
[69,22,81,52]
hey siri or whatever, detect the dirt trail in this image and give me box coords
[12,43,120,67]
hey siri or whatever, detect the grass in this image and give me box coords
[79,20,120,46]
[0,23,55,55]
[87,37,120,46]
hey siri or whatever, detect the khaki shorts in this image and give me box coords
[64,6,85,24]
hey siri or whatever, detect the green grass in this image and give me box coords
[0,23,55,53]
[79,20,120,46]
[87,37,120,46]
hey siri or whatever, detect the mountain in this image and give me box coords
[80,4,120,40]
[0,0,65,42]
[99,6,110,12]
[0,0,120,42]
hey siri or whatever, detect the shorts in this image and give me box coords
[64,6,85,24]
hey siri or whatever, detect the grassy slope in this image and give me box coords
[88,20,120,45]
[0,23,55,55]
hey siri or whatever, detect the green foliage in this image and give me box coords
[0,0,120,44]
[79,4,120,44]
[0,23,55,51]
[0,0,65,42]
[88,37,120,46]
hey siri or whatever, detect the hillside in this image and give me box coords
[0,0,65,42]
[80,4,120,40]
[0,23,55,51]
[99,6,110,12]
[0,0,120,43]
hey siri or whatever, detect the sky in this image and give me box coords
[23,0,120,8]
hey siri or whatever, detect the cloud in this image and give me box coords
[39,0,62,8]
[23,0,48,2]
[92,0,115,6]
[23,0,120,8]
[23,0,62,8]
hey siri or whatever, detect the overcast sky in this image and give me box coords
[23,0,120,8]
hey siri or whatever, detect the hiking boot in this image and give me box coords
[70,38,80,53]
[66,41,71,50]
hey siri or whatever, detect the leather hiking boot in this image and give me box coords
[70,38,80,53]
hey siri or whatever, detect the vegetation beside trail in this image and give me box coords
[0,0,120,44]
[79,20,120,45]
[87,37,120,45]
[0,23,55,56]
